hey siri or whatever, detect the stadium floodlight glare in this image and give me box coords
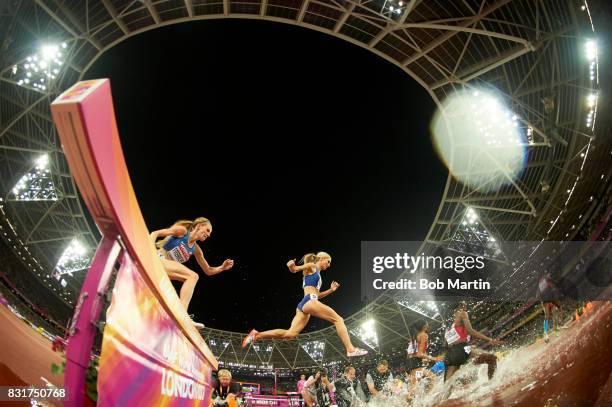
[11,42,68,93]
[585,40,598,83]
[526,126,534,144]
[586,94,598,128]
[208,339,230,357]
[397,298,441,320]
[382,0,403,17]
[423,301,439,313]
[350,319,379,350]
[301,340,325,363]
[54,239,91,276]
[431,88,527,193]
[585,40,597,62]
[10,154,58,201]
[449,207,505,261]
[466,207,478,224]
[41,45,59,61]
[35,154,49,169]
[362,319,374,331]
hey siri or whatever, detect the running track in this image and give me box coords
[0,304,63,406]
[0,301,610,406]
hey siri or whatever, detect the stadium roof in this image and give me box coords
[0,0,607,368]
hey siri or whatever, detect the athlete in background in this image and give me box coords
[444,301,502,382]
[406,319,442,394]
[542,300,562,343]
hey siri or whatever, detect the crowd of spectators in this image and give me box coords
[0,271,66,335]
[0,239,70,336]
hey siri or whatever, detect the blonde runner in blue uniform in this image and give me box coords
[242,252,367,357]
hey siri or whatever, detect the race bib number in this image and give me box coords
[167,245,191,263]
[463,346,472,355]
[445,328,460,345]
[407,342,416,355]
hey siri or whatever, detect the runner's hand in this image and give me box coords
[287,259,296,270]
[489,338,503,346]
[221,259,234,271]
[331,281,340,291]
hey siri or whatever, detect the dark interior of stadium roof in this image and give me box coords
[0,0,610,372]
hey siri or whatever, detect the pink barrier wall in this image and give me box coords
[51,79,217,405]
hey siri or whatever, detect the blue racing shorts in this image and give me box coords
[297,294,318,312]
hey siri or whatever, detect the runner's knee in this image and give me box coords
[331,314,344,324]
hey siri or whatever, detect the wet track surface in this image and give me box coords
[436,302,612,406]
[0,302,610,406]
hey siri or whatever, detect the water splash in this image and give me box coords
[361,304,607,406]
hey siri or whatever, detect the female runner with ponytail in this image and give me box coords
[151,217,234,328]
[242,251,367,357]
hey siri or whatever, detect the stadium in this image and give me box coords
[0,0,610,406]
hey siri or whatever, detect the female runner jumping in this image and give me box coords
[241,251,367,357]
[151,217,234,328]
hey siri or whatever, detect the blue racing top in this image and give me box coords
[163,234,196,263]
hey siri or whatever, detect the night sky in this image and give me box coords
[84,20,446,333]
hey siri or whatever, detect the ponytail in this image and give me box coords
[300,253,317,265]
[156,217,211,249]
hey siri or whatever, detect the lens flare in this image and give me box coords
[430,88,527,193]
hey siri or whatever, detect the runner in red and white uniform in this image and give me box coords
[444,301,502,382]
